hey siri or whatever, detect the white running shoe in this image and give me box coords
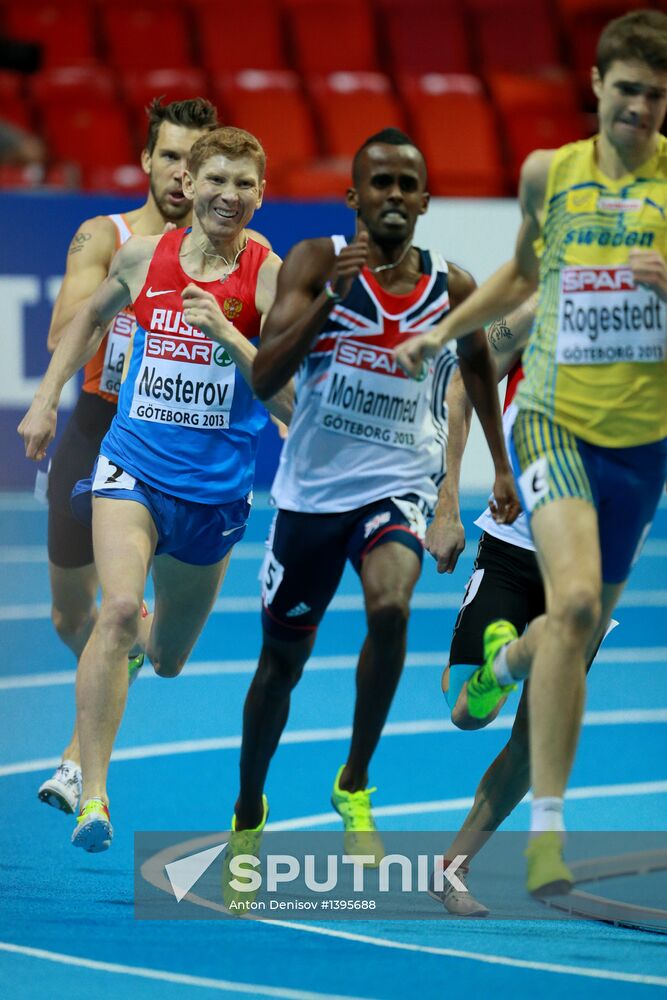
[38,759,82,814]
[428,869,489,917]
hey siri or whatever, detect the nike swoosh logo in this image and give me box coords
[222,525,244,536]
[146,287,176,298]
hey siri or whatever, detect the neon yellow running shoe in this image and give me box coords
[71,797,113,853]
[127,653,144,686]
[526,831,574,898]
[331,766,385,867]
[466,620,518,720]
[222,795,269,915]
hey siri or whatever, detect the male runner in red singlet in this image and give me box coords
[220,129,519,906]
[38,100,271,818]
[21,127,287,852]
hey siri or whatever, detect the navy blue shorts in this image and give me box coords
[71,455,250,566]
[260,495,427,641]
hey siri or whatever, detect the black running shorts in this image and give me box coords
[261,495,427,641]
[47,391,116,568]
[449,532,545,668]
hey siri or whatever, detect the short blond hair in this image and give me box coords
[187,127,266,180]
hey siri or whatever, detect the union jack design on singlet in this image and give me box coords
[271,235,458,514]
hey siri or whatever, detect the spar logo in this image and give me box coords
[561,267,635,294]
[146,335,212,365]
[107,311,135,338]
[214,345,233,367]
[336,340,408,379]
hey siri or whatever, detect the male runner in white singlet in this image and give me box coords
[221,129,519,905]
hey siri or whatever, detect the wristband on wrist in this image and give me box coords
[323,280,342,303]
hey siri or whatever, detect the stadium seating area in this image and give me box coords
[0,0,660,196]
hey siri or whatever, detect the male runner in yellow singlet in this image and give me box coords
[396,10,667,897]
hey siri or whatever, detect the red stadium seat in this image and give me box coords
[191,0,287,73]
[278,159,352,198]
[284,0,378,74]
[30,66,117,106]
[0,99,33,131]
[213,71,318,187]
[41,99,136,184]
[466,0,563,74]
[4,1,98,68]
[308,73,406,158]
[503,108,592,183]
[399,74,505,196]
[0,71,25,100]
[121,68,211,140]
[488,71,580,115]
[0,163,45,189]
[99,1,193,70]
[86,164,149,193]
[376,0,473,75]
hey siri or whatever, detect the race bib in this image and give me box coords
[557,266,666,365]
[93,455,137,492]
[129,319,236,430]
[318,338,427,449]
[100,310,135,397]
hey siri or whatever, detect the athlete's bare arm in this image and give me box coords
[19,237,155,461]
[252,232,369,400]
[449,264,520,525]
[487,292,538,380]
[180,252,294,424]
[47,216,119,352]
[426,369,471,573]
[395,151,554,377]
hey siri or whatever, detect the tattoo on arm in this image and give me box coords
[68,232,92,255]
[488,317,512,352]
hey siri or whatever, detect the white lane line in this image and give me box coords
[2,589,667,621]
[1,646,665,692]
[2,710,666,779]
[4,539,667,564]
[259,923,667,989]
[0,941,372,1000]
[265,780,667,831]
[139,821,667,990]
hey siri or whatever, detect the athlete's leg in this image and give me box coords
[339,542,421,792]
[148,551,232,678]
[48,561,98,764]
[235,632,316,829]
[76,497,157,805]
[528,497,602,802]
[448,687,531,863]
[234,510,348,830]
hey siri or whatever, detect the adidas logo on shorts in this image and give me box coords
[286,602,311,617]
